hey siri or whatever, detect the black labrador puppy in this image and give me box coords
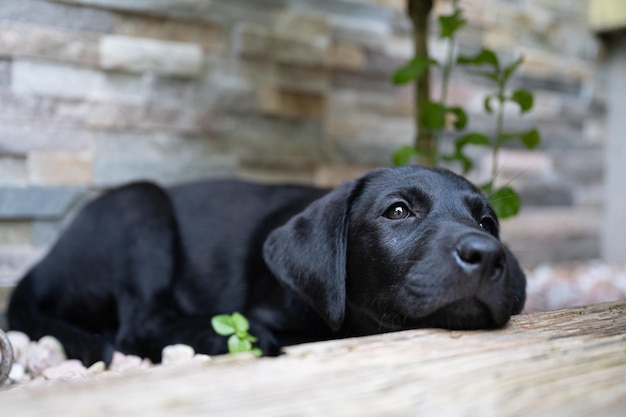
[8,165,526,365]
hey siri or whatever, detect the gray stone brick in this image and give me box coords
[0,187,85,219]
[0,91,211,135]
[27,152,92,185]
[327,42,367,72]
[1,0,114,33]
[272,36,329,68]
[57,0,287,26]
[553,150,604,184]
[32,220,65,247]
[0,22,99,66]
[291,0,392,26]
[0,59,10,87]
[214,114,323,147]
[100,35,203,78]
[0,244,45,286]
[12,59,144,102]
[516,182,575,207]
[501,207,602,267]
[93,156,237,187]
[214,115,325,168]
[328,90,411,118]
[56,0,213,16]
[113,14,230,53]
[365,50,406,76]
[326,111,411,148]
[328,16,389,52]
[92,131,220,160]
[194,0,283,26]
[0,156,27,185]
[141,74,197,105]
[331,70,397,93]
[233,23,271,58]
[0,222,32,245]
[273,65,330,93]
[0,123,90,156]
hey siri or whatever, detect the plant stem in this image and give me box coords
[436,1,460,166]
[408,0,434,166]
[492,90,506,186]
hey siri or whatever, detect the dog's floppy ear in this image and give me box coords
[263,181,354,332]
[505,246,527,314]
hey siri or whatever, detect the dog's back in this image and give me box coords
[8,180,328,364]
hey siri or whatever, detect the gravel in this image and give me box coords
[524,260,626,313]
[1,333,210,390]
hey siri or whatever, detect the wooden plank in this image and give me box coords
[1,301,625,417]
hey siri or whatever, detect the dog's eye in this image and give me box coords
[479,217,497,235]
[383,203,412,220]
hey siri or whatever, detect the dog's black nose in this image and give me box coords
[455,234,505,281]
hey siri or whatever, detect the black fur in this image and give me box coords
[7,166,526,365]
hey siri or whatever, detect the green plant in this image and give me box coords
[392,1,540,219]
[454,49,540,217]
[211,312,262,357]
[393,1,465,167]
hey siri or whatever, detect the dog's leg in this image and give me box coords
[114,299,282,361]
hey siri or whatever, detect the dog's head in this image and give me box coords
[263,165,526,334]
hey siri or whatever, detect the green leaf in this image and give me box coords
[447,106,468,130]
[484,95,496,114]
[392,145,420,166]
[251,348,263,357]
[510,89,534,113]
[456,132,491,149]
[519,128,541,149]
[227,334,252,354]
[452,133,490,174]
[488,186,520,219]
[420,101,447,130]
[456,153,474,174]
[502,56,524,84]
[211,315,236,336]
[470,70,501,83]
[392,57,438,85]
[441,151,472,173]
[231,311,250,332]
[457,49,500,70]
[439,10,466,38]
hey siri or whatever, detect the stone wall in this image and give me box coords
[0,0,605,286]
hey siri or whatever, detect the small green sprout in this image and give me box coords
[211,312,262,357]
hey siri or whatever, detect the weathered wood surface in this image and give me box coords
[1,301,625,417]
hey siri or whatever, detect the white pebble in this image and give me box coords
[8,363,26,384]
[6,331,30,367]
[192,353,212,364]
[108,351,145,373]
[161,344,195,365]
[26,336,66,377]
[86,361,106,376]
[42,360,87,381]
[38,336,67,359]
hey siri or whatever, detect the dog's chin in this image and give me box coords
[357,297,509,333]
[415,298,507,330]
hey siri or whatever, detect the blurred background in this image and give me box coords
[0,0,625,315]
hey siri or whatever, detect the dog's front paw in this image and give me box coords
[247,322,281,356]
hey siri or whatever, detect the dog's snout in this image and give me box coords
[455,234,505,281]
